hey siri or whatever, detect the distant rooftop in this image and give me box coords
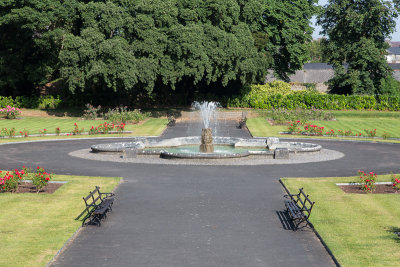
[304,63,400,70]
[303,63,333,70]
[388,41,400,47]
[388,47,400,55]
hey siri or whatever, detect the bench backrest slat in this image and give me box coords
[83,187,102,208]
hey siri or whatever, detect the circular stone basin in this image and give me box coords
[143,145,272,159]
[91,136,322,160]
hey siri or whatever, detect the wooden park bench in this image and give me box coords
[284,188,315,231]
[81,186,115,226]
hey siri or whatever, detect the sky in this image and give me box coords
[312,0,400,41]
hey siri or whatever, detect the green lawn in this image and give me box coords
[247,110,400,139]
[246,117,286,137]
[281,175,400,267]
[0,174,121,267]
[0,117,167,141]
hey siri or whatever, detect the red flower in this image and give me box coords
[45,177,50,181]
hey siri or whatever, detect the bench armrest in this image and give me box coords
[100,192,115,197]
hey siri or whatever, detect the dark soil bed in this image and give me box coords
[339,184,400,194]
[15,182,64,194]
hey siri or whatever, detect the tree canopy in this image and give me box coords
[317,0,400,95]
[0,0,319,104]
[260,0,319,80]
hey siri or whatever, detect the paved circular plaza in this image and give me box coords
[1,123,399,267]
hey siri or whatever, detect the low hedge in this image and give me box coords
[0,95,62,109]
[227,92,400,111]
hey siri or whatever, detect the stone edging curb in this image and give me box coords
[279,179,341,267]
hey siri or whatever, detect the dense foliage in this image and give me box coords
[265,108,335,124]
[317,0,400,95]
[227,82,400,110]
[260,0,319,80]
[0,0,320,105]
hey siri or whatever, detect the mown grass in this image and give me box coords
[0,117,167,135]
[0,174,121,267]
[331,110,400,118]
[247,110,400,139]
[310,117,400,138]
[281,175,400,267]
[0,118,168,144]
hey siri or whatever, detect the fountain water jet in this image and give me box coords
[192,101,220,153]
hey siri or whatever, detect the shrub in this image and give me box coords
[325,129,336,136]
[358,170,376,193]
[103,106,150,124]
[37,95,62,109]
[1,128,16,138]
[303,123,324,136]
[266,108,335,124]
[379,76,400,97]
[88,126,97,135]
[39,129,47,136]
[0,105,21,119]
[227,91,400,111]
[337,129,357,136]
[0,96,17,108]
[287,120,302,132]
[0,171,19,192]
[82,103,101,120]
[364,129,377,137]
[55,127,61,136]
[72,123,84,135]
[392,174,400,190]
[19,129,29,137]
[115,123,126,132]
[382,131,391,139]
[0,168,28,192]
[97,122,114,134]
[32,166,52,193]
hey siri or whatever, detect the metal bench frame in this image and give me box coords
[82,186,115,226]
[284,188,315,230]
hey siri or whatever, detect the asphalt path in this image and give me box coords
[1,122,399,267]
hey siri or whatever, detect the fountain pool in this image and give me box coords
[90,101,322,160]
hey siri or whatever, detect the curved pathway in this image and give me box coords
[1,123,399,267]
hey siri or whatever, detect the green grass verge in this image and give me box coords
[0,174,121,267]
[281,175,400,267]
[0,117,167,136]
[310,117,400,138]
[331,110,400,118]
[247,112,400,140]
[0,118,168,144]
[246,117,287,137]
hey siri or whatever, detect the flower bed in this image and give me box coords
[338,183,398,194]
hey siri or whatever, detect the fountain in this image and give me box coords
[90,101,322,160]
[200,128,214,153]
[191,101,219,153]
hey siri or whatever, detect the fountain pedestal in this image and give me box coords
[200,128,214,153]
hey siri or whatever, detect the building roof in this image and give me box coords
[390,63,400,70]
[303,63,400,70]
[303,63,333,70]
[388,47,400,55]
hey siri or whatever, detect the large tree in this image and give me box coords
[0,0,79,95]
[1,0,320,104]
[259,0,319,80]
[58,0,271,103]
[318,0,400,95]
